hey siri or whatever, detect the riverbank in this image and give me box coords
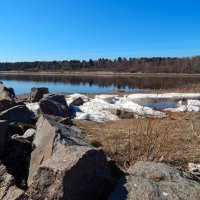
[25,92,200,169]
[2,70,200,77]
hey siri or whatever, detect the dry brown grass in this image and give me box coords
[75,113,200,169]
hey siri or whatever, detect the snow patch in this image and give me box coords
[75,97,118,122]
[127,93,200,99]
[65,93,90,104]
[26,93,200,122]
[162,192,168,197]
[188,163,200,175]
[114,97,166,118]
[26,103,39,114]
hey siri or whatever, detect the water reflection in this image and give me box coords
[0,74,200,94]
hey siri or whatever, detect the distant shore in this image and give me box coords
[1,70,200,77]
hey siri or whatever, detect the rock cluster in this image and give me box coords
[0,83,200,200]
[0,84,113,199]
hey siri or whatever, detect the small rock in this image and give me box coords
[0,83,15,98]
[39,94,70,117]
[30,87,49,103]
[188,163,200,177]
[23,128,36,142]
[116,109,135,119]
[71,97,84,106]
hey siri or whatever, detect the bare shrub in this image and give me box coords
[100,119,176,168]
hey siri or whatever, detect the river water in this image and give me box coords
[0,74,200,95]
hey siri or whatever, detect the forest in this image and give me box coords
[0,56,200,73]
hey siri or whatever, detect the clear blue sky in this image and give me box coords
[0,0,200,62]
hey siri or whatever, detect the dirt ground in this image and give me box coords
[74,111,200,170]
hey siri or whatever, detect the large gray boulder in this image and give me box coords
[27,145,112,200]
[109,161,200,200]
[0,105,35,123]
[28,115,91,185]
[0,160,25,199]
[30,87,49,103]
[39,94,70,117]
[0,120,8,156]
[27,115,112,199]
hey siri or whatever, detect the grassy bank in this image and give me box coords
[75,111,200,170]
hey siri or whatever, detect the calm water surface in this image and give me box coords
[0,74,200,95]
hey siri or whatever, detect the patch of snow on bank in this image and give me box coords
[26,103,39,114]
[65,93,90,104]
[114,97,166,118]
[26,93,200,122]
[95,94,119,103]
[75,97,118,122]
[164,99,200,112]
[127,93,200,99]
[74,94,166,121]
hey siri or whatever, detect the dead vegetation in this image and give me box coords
[75,112,200,169]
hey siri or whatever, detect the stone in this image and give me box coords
[7,123,26,137]
[27,115,113,199]
[39,94,70,117]
[116,109,135,119]
[188,163,200,177]
[0,83,15,98]
[42,114,73,126]
[30,87,49,103]
[71,97,84,106]
[0,83,16,112]
[0,105,35,123]
[16,93,30,103]
[1,135,35,189]
[0,160,25,199]
[27,145,112,200]
[6,88,15,98]
[0,120,8,157]
[0,97,16,112]
[22,128,36,142]
[28,115,89,185]
[109,161,200,200]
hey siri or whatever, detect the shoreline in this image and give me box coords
[1,70,200,77]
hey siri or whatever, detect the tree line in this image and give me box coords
[0,56,200,73]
